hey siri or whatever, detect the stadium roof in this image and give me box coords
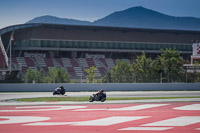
[1,23,200,37]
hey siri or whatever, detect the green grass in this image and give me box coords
[15,96,200,102]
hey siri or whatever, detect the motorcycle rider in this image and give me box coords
[55,85,65,94]
[89,89,106,102]
[96,89,104,96]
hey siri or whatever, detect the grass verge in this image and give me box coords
[15,96,200,102]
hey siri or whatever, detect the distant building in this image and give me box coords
[0,23,200,79]
[191,43,200,64]
[184,43,200,73]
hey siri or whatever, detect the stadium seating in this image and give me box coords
[44,58,54,67]
[25,57,35,67]
[42,67,49,75]
[93,58,102,67]
[70,58,79,67]
[105,58,115,68]
[95,68,101,77]
[86,58,96,67]
[11,56,132,79]
[35,57,46,67]
[21,66,28,73]
[99,58,108,67]
[53,58,63,67]
[61,58,72,67]
[98,67,106,76]
[78,58,88,67]
[66,67,76,77]
[74,67,84,77]
[16,57,27,67]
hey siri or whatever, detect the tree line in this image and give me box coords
[23,49,200,83]
[23,67,70,83]
[103,49,200,83]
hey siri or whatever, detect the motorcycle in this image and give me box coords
[89,92,106,102]
[53,86,66,95]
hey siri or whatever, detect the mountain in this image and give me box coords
[94,6,200,30]
[26,15,91,25]
[26,6,200,31]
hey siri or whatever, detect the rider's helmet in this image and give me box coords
[60,85,64,89]
[100,89,104,92]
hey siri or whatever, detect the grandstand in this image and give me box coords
[0,23,200,80]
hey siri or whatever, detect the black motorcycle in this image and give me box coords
[53,86,66,95]
[89,92,106,102]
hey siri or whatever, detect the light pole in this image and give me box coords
[9,31,14,73]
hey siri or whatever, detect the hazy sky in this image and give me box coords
[0,0,200,29]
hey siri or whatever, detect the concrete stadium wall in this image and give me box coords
[0,83,200,92]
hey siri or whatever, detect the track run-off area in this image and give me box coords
[0,102,200,133]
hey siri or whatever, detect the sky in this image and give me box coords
[0,0,200,29]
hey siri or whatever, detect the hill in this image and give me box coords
[26,15,91,25]
[27,6,200,31]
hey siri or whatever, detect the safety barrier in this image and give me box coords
[0,83,200,92]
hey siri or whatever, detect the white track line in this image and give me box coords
[0,116,50,124]
[119,127,173,131]
[24,116,150,126]
[110,104,169,111]
[75,104,169,111]
[173,104,200,110]
[0,106,87,112]
[24,122,76,126]
[73,116,149,126]
[143,116,200,126]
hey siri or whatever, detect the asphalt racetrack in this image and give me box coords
[1,91,200,101]
[0,91,200,133]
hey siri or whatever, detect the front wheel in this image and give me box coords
[89,96,94,102]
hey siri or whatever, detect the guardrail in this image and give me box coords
[0,83,200,92]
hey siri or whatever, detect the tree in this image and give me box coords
[24,68,45,83]
[55,67,70,83]
[109,60,132,83]
[24,68,30,83]
[36,69,45,83]
[24,67,70,83]
[48,68,70,83]
[84,66,97,83]
[131,52,153,82]
[152,57,165,82]
[154,49,183,82]
[48,68,57,83]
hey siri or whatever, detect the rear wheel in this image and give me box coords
[101,97,106,102]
